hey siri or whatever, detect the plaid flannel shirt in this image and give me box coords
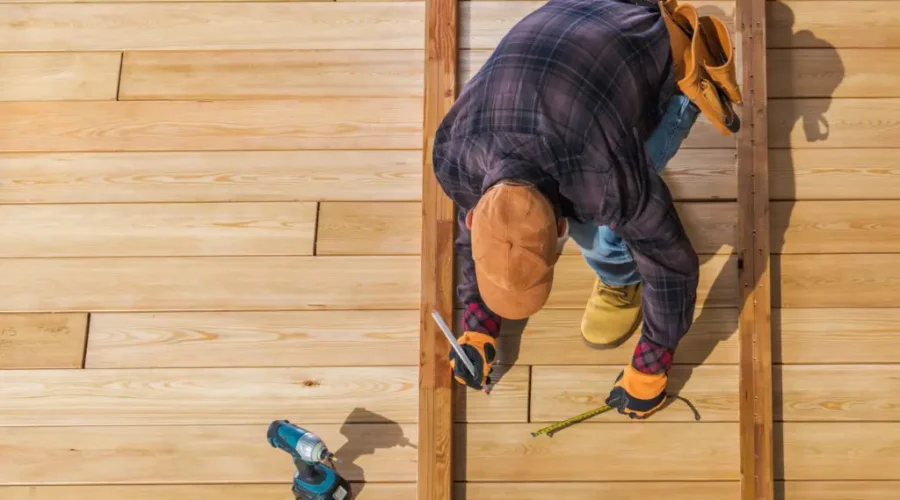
[433,0,700,374]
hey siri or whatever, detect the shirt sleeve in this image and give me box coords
[455,207,503,338]
[611,134,700,352]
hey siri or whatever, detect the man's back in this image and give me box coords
[434,0,675,222]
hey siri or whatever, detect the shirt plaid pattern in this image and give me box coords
[433,0,700,357]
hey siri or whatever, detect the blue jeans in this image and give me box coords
[565,94,700,286]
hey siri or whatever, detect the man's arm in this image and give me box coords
[613,149,700,375]
[455,207,503,339]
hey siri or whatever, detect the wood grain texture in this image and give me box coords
[0,484,415,500]
[0,256,420,313]
[777,365,900,421]
[0,202,316,258]
[420,0,458,496]
[774,308,900,363]
[780,423,900,479]
[499,307,739,365]
[0,151,422,204]
[773,201,900,253]
[779,481,900,500]
[461,0,735,50]
[767,1,900,49]
[0,314,88,369]
[120,50,424,100]
[0,52,120,101]
[768,48,894,98]
[454,365,528,422]
[457,423,739,480]
[770,149,900,200]
[317,202,421,255]
[0,100,421,152]
[774,254,900,308]
[0,3,425,51]
[0,424,418,484]
[85,310,419,368]
[538,254,738,309]
[455,482,740,500]
[663,149,738,200]
[770,99,900,149]
[0,367,417,426]
[561,202,736,255]
[531,365,739,422]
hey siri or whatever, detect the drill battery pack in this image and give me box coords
[292,464,353,500]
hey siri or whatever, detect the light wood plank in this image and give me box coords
[663,149,738,200]
[0,52,120,101]
[768,1,900,49]
[777,365,900,421]
[773,201,900,253]
[768,48,897,98]
[461,1,735,50]
[0,314,87,369]
[0,3,425,51]
[779,481,900,500]
[0,484,416,500]
[542,254,738,309]
[770,149,900,200]
[770,99,900,149]
[0,202,316,258]
[454,365,528,423]
[85,311,419,368]
[455,482,740,500]
[0,151,422,204]
[0,100,420,152]
[531,365,738,422]
[318,202,420,256]
[774,308,900,364]
[774,254,900,308]
[561,202,735,255]
[780,423,900,479]
[120,50,423,100]
[457,423,739,480]
[0,256,420,313]
[0,367,416,426]
[0,424,418,484]
[497,307,739,365]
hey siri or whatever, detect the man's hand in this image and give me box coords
[449,331,497,390]
[605,364,668,419]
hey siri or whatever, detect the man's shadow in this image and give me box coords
[332,408,416,497]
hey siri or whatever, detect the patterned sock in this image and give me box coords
[631,336,673,374]
[462,301,502,338]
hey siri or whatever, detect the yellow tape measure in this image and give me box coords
[530,405,613,438]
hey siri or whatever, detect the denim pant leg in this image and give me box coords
[566,94,700,286]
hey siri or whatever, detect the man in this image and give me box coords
[432,0,739,418]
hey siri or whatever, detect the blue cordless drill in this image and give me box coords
[267,420,353,500]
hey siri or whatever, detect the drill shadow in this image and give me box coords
[334,408,417,497]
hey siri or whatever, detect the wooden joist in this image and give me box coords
[419,0,457,497]
[0,151,422,204]
[0,100,421,152]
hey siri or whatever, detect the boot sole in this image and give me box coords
[581,309,643,350]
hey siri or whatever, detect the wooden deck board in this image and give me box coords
[0,52,121,101]
[0,314,88,369]
[0,485,416,500]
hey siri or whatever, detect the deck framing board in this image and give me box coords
[736,0,774,497]
[418,0,458,497]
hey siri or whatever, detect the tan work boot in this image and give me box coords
[581,278,643,349]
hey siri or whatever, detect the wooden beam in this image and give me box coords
[418,0,457,496]
[736,0,773,496]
